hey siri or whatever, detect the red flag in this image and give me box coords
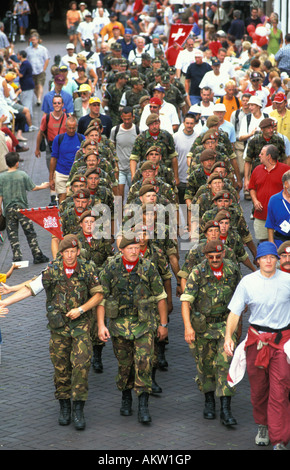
[168,24,194,48]
[19,206,63,239]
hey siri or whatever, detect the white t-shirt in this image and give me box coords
[199,70,230,97]
[140,101,180,134]
[173,130,198,183]
[228,269,290,330]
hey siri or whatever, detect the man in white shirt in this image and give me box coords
[199,57,230,101]
[77,12,99,48]
[173,113,198,205]
[60,43,77,68]
[140,86,180,133]
[128,36,146,64]
[175,37,200,80]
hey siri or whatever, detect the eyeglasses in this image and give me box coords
[53,101,62,105]
[208,254,222,260]
[91,103,100,106]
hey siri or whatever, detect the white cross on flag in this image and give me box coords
[168,24,194,48]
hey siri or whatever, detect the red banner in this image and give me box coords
[168,24,194,48]
[19,206,63,239]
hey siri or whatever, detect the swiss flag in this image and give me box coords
[19,206,63,239]
[168,24,194,48]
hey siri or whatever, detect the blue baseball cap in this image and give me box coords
[125,28,133,34]
[255,241,280,260]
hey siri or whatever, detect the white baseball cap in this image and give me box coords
[213,103,226,112]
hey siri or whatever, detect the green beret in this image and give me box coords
[214,210,231,222]
[73,188,91,199]
[139,184,156,197]
[146,113,160,126]
[203,239,224,254]
[203,220,220,233]
[119,233,141,249]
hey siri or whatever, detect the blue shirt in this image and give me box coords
[51,132,85,175]
[228,269,290,330]
[265,190,290,247]
[41,90,74,114]
[275,44,290,71]
[19,60,34,91]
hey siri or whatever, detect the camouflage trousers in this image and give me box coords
[189,322,236,397]
[5,205,42,260]
[112,332,154,395]
[49,327,92,401]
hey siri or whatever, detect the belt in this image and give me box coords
[250,323,290,344]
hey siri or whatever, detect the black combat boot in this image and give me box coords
[58,399,71,426]
[92,345,104,373]
[220,396,237,426]
[203,392,215,419]
[138,392,151,424]
[151,367,162,394]
[72,401,86,430]
[157,341,168,370]
[120,389,133,416]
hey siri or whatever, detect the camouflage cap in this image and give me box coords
[140,160,157,172]
[146,113,160,126]
[161,73,170,83]
[206,115,219,128]
[139,184,157,197]
[58,234,80,252]
[73,188,91,199]
[111,42,122,50]
[277,241,290,255]
[141,52,151,60]
[207,172,223,184]
[119,233,141,249]
[200,149,217,162]
[129,61,138,68]
[214,210,231,223]
[203,239,224,254]
[130,77,144,85]
[212,190,231,201]
[203,220,220,233]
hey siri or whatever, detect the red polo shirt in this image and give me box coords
[248,162,290,220]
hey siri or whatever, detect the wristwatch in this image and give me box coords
[78,307,85,315]
[160,323,168,328]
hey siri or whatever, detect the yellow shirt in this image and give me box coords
[270,109,290,141]
[0,273,6,300]
[215,96,241,122]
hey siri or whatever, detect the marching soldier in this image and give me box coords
[97,234,168,424]
[180,239,241,426]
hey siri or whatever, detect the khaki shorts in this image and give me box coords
[253,218,268,241]
[55,171,69,195]
[32,71,46,87]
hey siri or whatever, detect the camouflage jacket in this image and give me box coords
[194,188,238,217]
[180,258,241,319]
[122,88,149,108]
[139,241,172,282]
[42,256,102,333]
[190,129,234,159]
[201,205,252,244]
[77,230,114,273]
[99,253,167,339]
[178,241,237,280]
[131,163,176,190]
[245,132,287,171]
[127,177,177,205]
[130,130,178,167]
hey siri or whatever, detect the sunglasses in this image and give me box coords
[208,254,223,260]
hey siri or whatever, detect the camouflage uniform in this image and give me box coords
[190,129,234,161]
[180,257,241,396]
[122,87,149,108]
[99,253,167,394]
[194,188,238,217]
[42,255,103,401]
[5,206,44,261]
[189,147,234,179]
[245,132,287,172]
[202,204,253,245]
[127,177,177,205]
[193,178,237,202]
[103,81,130,126]
[131,163,176,190]
[130,130,178,168]
[178,241,237,282]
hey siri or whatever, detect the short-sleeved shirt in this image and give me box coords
[51,132,85,175]
[0,170,35,215]
[265,190,290,246]
[25,44,50,75]
[19,59,34,91]
[40,112,68,143]
[228,269,290,330]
